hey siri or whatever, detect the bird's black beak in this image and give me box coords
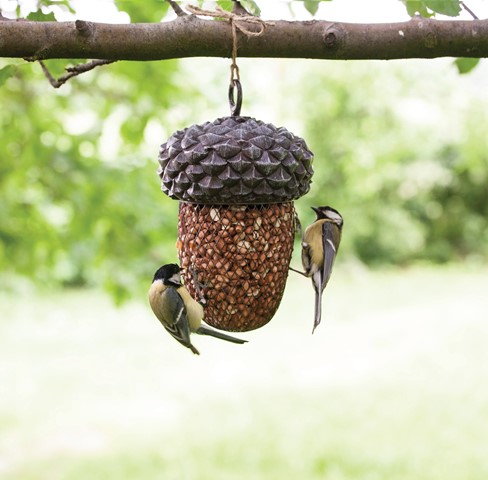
[311,206,320,215]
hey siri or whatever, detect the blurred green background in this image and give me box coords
[2,267,488,480]
[1,1,488,479]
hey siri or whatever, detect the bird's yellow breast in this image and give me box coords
[177,286,204,331]
[304,219,327,269]
[148,280,166,316]
[148,280,204,332]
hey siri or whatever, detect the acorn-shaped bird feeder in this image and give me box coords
[158,82,313,332]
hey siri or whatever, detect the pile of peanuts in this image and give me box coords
[178,202,296,332]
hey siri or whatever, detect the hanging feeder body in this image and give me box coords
[158,116,313,332]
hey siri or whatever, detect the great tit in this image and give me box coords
[148,263,247,355]
[292,206,343,333]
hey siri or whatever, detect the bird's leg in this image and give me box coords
[189,265,207,306]
[288,209,308,276]
[289,266,309,277]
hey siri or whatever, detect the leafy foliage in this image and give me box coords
[239,0,261,15]
[0,65,16,86]
[114,0,169,22]
[454,57,480,74]
[26,9,56,21]
[303,0,321,16]
[0,58,191,301]
[216,0,235,12]
[216,0,261,15]
[3,0,75,18]
[280,60,488,265]
[402,0,462,17]
[0,0,485,300]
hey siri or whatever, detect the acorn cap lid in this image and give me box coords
[158,116,314,205]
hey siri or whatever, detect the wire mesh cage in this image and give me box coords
[178,202,295,331]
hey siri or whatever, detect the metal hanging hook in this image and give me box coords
[228,79,242,116]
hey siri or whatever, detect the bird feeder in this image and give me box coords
[157,81,313,332]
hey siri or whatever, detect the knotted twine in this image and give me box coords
[186,5,274,82]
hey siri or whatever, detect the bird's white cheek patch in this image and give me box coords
[326,211,342,223]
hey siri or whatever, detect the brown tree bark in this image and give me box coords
[0,16,487,61]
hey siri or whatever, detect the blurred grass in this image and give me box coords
[1,265,488,480]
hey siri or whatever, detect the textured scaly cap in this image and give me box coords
[158,116,313,205]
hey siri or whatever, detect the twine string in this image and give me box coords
[186,5,274,82]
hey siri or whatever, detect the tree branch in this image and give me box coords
[166,0,187,17]
[37,59,116,88]
[0,16,487,61]
[461,2,479,20]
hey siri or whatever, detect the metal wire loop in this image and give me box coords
[228,79,243,116]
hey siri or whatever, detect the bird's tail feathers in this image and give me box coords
[164,326,200,354]
[196,325,247,344]
[312,271,323,333]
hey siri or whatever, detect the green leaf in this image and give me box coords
[403,0,461,17]
[217,0,261,15]
[403,1,434,17]
[303,0,320,16]
[0,65,15,87]
[27,9,56,21]
[454,58,480,74]
[114,0,169,22]
[240,0,261,16]
[216,0,234,12]
[426,0,461,16]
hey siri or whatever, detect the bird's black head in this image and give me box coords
[152,263,182,286]
[311,206,344,228]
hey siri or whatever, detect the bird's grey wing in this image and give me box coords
[159,287,194,350]
[321,222,338,291]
